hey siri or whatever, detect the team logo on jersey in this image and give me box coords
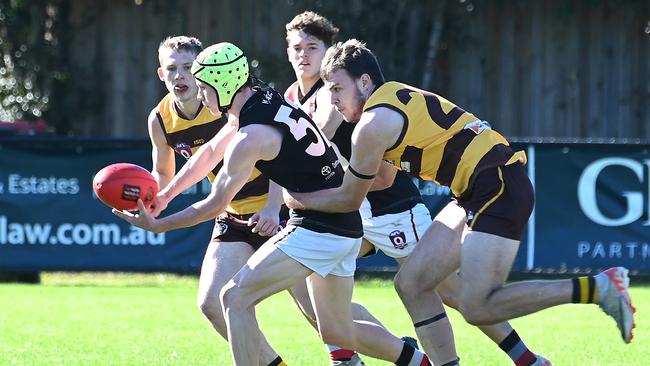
[389,230,408,250]
[464,120,492,135]
[262,90,273,105]
[174,142,193,160]
[321,165,336,180]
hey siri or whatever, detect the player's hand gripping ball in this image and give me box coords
[93,163,158,211]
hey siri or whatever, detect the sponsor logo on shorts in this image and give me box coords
[466,211,475,226]
[389,230,408,250]
[216,223,228,236]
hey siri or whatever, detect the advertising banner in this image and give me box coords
[0,139,213,273]
[532,144,650,274]
[1,139,648,274]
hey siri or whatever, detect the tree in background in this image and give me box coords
[0,0,68,133]
[284,0,449,90]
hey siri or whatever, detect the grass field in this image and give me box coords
[0,272,646,365]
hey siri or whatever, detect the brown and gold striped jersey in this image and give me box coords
[363,82,526,197]
[155,94,269,214]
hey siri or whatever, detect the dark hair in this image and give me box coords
[285,11,339,46]
[321,39,385,84]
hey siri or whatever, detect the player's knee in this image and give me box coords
[197,294,222,323]
[319,325,355,350]
[220,280,247,312]
[458,299,492,325]
[437,284,459,310]
[394,269,421,300]
[460,310,493,326]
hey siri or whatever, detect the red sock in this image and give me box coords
[330,349,355,361]
[515,350,537,366]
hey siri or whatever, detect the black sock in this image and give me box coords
[571,276,597,303]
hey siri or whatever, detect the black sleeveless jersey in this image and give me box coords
[331,121,424,217]
[238,87,362,238]
[154,94,269,214]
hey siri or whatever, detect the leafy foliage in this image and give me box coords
[0,0,64,124]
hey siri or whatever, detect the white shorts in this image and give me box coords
[275,226,362,277]
[360,202,432,258]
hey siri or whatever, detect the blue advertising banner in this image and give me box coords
[531,144,650,274]
[0,139,213,273]
[1,139,648,274]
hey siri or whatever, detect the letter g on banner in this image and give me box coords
[578,157,649,226]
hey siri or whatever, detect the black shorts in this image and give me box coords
[455,162,534,241]
[212,206,290,251]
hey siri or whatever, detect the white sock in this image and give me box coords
[408,350,429,366]
[326,344,342,353]
[594,272,609,303]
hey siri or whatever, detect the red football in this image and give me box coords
[93,163,158,211]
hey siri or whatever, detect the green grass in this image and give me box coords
[0,272,647,365]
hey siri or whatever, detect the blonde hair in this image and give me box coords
[157,35,203,64]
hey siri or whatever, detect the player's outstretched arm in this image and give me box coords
[148,109,175,190]
[151,115,238,217]
[113,130,262,233]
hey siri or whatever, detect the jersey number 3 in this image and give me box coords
[274,104,328,157]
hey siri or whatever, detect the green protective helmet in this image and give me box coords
[191,42,250,111]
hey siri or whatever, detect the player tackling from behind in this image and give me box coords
[117,42,432,366]
[284,38,635,359]
[284,12,553,366]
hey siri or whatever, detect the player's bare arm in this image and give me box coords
[148,108,175,189]
[312,87,344,140]
[331,140,396,192]
[113,126,275,233]
[370,162,398,191]
[249,179,283,236]
[309,95,396,192]
[151,115,238,216]
[284,107,403,212]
